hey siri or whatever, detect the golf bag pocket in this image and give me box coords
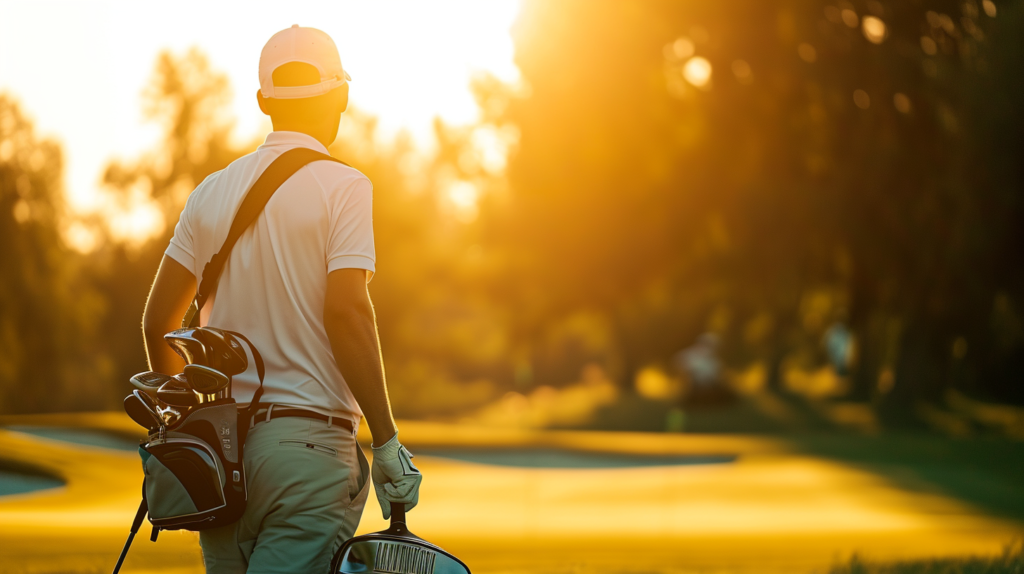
[142,445,222,516]
[138,402,247,531]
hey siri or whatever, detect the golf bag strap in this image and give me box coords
[183,147,348,329]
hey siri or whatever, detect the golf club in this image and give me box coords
[124,392,162,432]
[157,405,182,427]
[183,364,230,402]
[135,389,162,418]
[156,378,199,408]
[129,371,172,398]
[164,328,211,365]
[170,372,207,404]
[195,327,249,377]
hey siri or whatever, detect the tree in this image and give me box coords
[482,0,1024,417]
[87,49,255,406]
[0,95,105,412]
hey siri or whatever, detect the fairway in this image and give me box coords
[1,414,1022,574]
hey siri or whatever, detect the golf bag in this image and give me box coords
[141,402,247,528]
[139,333,263,531]
[113,148,349,574]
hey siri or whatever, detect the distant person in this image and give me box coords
[673,332,734,406]
[141,25,420,573]
[824,317,854,377]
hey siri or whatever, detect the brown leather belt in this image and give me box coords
[253,407,354,432]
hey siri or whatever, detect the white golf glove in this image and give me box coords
[371,432,421,519]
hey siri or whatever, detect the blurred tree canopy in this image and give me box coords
[0,96,105,412]
[479,0,1024,418]
[2,1,1022,427]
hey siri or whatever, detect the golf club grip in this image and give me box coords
[391,501,406,525]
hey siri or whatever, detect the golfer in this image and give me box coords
[141,25,421,573]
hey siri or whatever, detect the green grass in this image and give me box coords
[795,434,1024,522]
[831,546,1024,574]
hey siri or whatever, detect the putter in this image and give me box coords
[330,503,470,574]
[129,371,172,398]
[183,364,230,402]
[157,378,199,408]
[124,392,162,432]
[164,328,210,365]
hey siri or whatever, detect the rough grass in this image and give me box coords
[831,546,1024,574]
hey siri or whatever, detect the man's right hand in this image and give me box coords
[370,432,422,519]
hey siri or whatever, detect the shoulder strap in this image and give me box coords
[182,147,346,328]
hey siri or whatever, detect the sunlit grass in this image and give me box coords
[2,414,1023,573]
[831,545,1024,574]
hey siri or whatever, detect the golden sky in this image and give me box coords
[0,0,521,216]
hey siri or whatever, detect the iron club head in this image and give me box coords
[124,392,162,431]
[129,371,171,399]
[157,379,199,408]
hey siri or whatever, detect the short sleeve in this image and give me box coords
[165,192,197,274]
[326,177,375,278]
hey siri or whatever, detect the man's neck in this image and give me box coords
[270,123,332,148]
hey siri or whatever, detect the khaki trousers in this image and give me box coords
[199,412,370,573]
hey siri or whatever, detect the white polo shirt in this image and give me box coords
[165,131,374,422]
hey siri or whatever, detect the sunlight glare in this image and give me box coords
[683,57,713,89]
[862,16,887,44]
[64,222,100,254]
[107,187,166,247]
[448,180,479,223]
[470,125,519,176]
[841,9,859,28]
[672,37,695,60]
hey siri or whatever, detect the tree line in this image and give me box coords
[1,1,1021,427]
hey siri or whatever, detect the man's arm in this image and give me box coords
[323,267,397,446]
[142,255,196,374]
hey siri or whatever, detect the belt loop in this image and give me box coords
[267,404,275,421]
[327,416,333,428]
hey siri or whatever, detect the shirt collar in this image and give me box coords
[259,131,330,154]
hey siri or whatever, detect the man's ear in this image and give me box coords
[338,83,350,114]
[257,89,271,116]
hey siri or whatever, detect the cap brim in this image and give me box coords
[266,77,349,99]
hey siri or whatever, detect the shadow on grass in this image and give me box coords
[831,545,1024,574]
[586,392,1024,524]
[793,434,1024,523]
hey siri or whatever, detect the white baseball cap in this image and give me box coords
[259,25,351,99]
